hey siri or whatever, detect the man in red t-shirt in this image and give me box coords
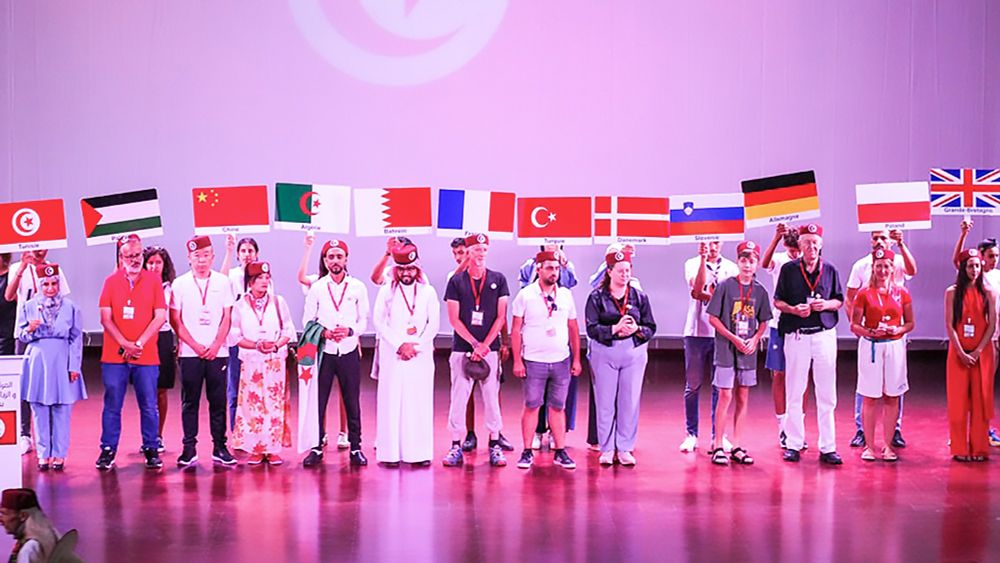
[95,235,168,470]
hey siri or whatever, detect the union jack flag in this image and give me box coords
[929,168,1000,211]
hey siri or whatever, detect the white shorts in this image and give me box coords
[856,337,908,398]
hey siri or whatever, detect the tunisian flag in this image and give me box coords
[0,198,68,253]
[516,197,592,246]
[192,186,270,235]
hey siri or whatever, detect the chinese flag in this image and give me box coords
[192,186,270,235]
[516,196,592,246]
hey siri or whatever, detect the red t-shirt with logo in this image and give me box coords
[99,269,167,365]
[854,285,911,341]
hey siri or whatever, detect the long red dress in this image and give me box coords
[946,288,995,458]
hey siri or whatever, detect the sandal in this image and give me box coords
[861,448,876,462]
[37,462,50,472]
[710,448,729,466]
[952,455,970,462]
[730,447,754,465]
[51,459,65,471]
[970,455,987,462]
[881,447,898,462]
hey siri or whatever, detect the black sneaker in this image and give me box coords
[157,436,165,453]
[177,447,198,467]
[95,447,116,471]
[489,445,507,467]
[516,450,534,469]
[849,430,866,448]
[144,449,163,469]
[891,429,906,449]
[782,449,801,463]
[350,450,368,466]
[212,447,237,465]
[496,433,515,452]
[302,449,323,467]
[442,444,464,467]
[461,431,478,452]
[553,449,576,469]
[819,451,844,465]
[778,430,787,449]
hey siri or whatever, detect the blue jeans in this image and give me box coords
[683,336,719,438]
[100,362,160,451]
[854,393,903,432]
[227,347,241,431]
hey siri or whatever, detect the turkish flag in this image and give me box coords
[0,410,16,445]
[192,186,270,235]
[517,197,592,246]
[0,199,68,253]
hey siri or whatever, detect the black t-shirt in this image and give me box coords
[444,269,510,353]
[774,258,844,335]
[0,273,15,339]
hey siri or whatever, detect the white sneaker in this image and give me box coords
[599,451,615,466]
[617,451,636,466]
[545,431,555,450]
[336,432,350,450]
[721,436,733,454]
[531,433,543,450]
[679,435,698,453]
[20,436,33,456]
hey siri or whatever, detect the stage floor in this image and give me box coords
[10,350,1000,562]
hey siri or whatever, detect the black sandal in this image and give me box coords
[952,455,971,462]
[710,448,729,465]
[730,447,754,465]
[52,460,65,471]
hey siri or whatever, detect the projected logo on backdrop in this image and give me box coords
[289,0,508,86]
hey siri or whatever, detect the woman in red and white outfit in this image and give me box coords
[849,248,914,462]
[229,261,297,465]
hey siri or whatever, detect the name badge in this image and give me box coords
[406,325,417,336]
[122,306,135,320]
[964,324,976,339]
[545,324,557,337]
[471,310,485,327]
[736,316,750,339]
[198,306,213,326]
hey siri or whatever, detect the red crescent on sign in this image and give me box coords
[299,191,320,216]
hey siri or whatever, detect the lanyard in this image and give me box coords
[469,273,486,311]
[737,281,751,312]
[245,293,270,327]
[399,284,418,318]
[327,279,349,312]
[612,288,629,317]
[799,260,822,296]
[192,275,211,306]
[122,270,139,306]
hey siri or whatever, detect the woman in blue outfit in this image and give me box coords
[15,264,87,471]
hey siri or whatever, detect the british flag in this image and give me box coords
[929,168,1000,213]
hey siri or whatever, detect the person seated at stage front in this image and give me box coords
[706,241,771,466]
[1,488,69,562]
[850,248,914,462]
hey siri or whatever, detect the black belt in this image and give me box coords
[795,326,825,335]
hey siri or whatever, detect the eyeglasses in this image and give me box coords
[120,252,143,261]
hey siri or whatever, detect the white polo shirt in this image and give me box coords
[302,274,369,355]
[683,256,738,337]
[511,281,577,363]
[171,270,235,358]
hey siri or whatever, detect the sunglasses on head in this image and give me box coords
[546,294,558,311]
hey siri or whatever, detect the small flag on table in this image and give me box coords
[741,171,820,229]
[274,183,351,233]
[929,168,1000,216]
[669,193,745,243]
[593,196,670,245]
[80,188,163,246]
[516,196,592,246]
[436,189,516,240]
[354,187,433,237]
[0,410,17,445]
[192,186,270,235]
[0,198,68,253]
[856,182,931,231]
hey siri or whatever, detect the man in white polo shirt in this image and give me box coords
[170,236,236,467]
[511,250,583,470]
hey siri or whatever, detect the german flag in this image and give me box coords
[741,171,820,229]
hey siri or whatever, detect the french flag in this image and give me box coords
[436,189,516,239]
[669,193,745,243]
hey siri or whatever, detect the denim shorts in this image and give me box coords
[523,358,571,409]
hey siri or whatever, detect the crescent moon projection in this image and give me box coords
[530,206,550,229]
[299,191,320,216]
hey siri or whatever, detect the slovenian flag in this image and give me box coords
[274,183,351,233]
[856,182,931,232]
[436,189,516,239]
[669,193,745,243]
[353,187,433,237]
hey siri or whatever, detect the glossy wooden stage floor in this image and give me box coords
[12,350,1000,562]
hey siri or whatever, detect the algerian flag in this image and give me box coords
[80,188,163,246]
[274,183,351,233]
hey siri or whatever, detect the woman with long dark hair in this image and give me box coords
[944,248,996,462]
[144,246,177,452]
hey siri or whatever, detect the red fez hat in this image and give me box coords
[464,233,489,247]
[799,223,823,237]
[321,239,349,256]
[117,233,141,247]
[736,240,760,257]
[605,250,632,267]
[535,251,558,264]
[871,248,895,262]
[246,261,270,278]
[35,263,59,278]
[392,244,419,265]
[186,236,211,253]
[959,248,980,263]
[1,488,39,511]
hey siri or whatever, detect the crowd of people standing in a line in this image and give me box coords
[1,219,996,473]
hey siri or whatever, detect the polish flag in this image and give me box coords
[856,182,931,232]
[516,197,592,246]
[354,187,433,237]
[593,196,670,245]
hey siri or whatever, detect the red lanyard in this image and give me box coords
[799,260,822,295]
[469,274,486,311]
[29,266,38,294]
[192,275,211,306]
[612,288,629,317]
[737,281,751,311]
[399,284,417,317]
[245,293,270,327]
[327,279,349,312]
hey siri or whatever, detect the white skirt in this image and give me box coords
[856,337,909,398]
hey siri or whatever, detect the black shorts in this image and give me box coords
[157,331,178,389]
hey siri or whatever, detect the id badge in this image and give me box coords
[964,324,976,339]
[122,306,135,320]
[471,310,485,327]
[406,325,417,336]
[736,316,750,339]
[198,306,213,326]
[545,324,557,337]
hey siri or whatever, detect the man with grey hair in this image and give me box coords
[1,488,61,562]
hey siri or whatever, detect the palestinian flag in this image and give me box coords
[80,189,163,246]
[274,183,351,233]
